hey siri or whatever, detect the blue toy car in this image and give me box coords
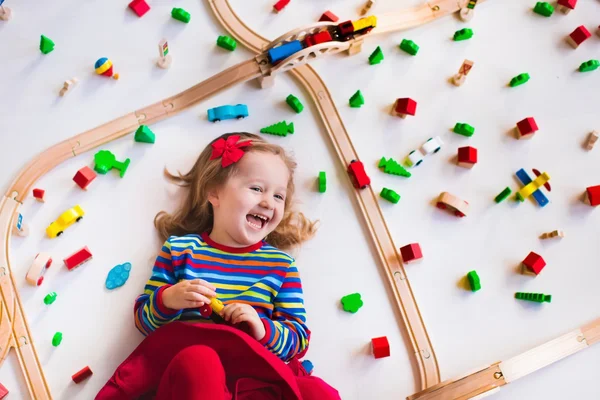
[207,104,249,122]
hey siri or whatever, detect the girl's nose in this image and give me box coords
[260,197,274,210]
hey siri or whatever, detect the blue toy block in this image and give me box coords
[301,359,314,375]
[515,168,549,207]
[105,262,132,290]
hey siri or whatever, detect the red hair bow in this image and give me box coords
[210,135,253,167]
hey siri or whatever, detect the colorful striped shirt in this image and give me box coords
[134,232,310,362]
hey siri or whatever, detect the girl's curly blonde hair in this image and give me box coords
[154,132,318,251]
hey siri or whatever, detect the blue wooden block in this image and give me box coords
[515,168,549,207]
[106,262,132,290]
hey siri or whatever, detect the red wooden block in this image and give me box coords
[64,246,93,271]
[72,366,93,383]
[0,382,8,399]
[305,31,333,47]
[128,0,150,17]
[273,0,290,12]
[516,117,538,139]
[371,336,390,359]
[400,243,422,263]
[392,98,417,118]
[319,10,339,22]
[557,0,577,13]
[567,25,591,48]
[522,251,546,275]
[585,185,600,206]
[33,188,45,202]
[73,166,97,189]
[457,146,478,168]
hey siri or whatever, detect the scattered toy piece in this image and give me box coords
[156,38,172,69]
[349,90,364,108]
[557,0,577,14]
[378,157,411,177]
[360,0,374,16]
[436,192,469,217]
[39,35,54,54]
[26,252,52,287]
[399,243,422,263]
[286,94,304,113]
[453,28,473,41]
[540,230,564,239]
[516,171,550,202]
[584,185,600,206]
[392,98,417,118]
[494,187,512,203]
[0,382,7,399]
[63,246,93,271]
[73,166,97,189]
[260,121,294,136]
[72,366,93,383]
[341,293,363,313]
[533,1,554,17]
[404,136,443,167]
[567,25,591,48]
[515,292,551,303]
[319,11,338,22]
[347,160,370,189]
[459,0,478,21]
[106,262,132,290]
[585,131,598,150]
[13,212,28,237]
[171,7,190,23]
[318,171,326,193]
[207,104,249,122]
[515,168,549,207]
[515,117,539,139]
[301,360,314,375]
[94,150,131,177]
[509,73,530,87]
[44,292,57,305]
[368,46,384,65]
[32,188,45,202]
[128,0,150,17]
[216,35,237,51]
[466,270,481,292]
[457,146,477,169]
[453,122,475,137]
[521,251,546,275]
[399,39,419,55]
[273,0,290,13]
[134,125,155,143]
[59,78,78,96]
[94,57,119,80]
[452,59,474,86]
[52,332,63,347]
[371,336,390,359]
[46,205,84,238]
[380,188,400,204]
[579,59,600,72]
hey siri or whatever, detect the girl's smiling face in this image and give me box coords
[208,151,290,248]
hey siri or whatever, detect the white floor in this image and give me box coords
[1,0,600,399]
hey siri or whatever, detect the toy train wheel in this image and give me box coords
[37,276,44,286]
[199,304,212,317]
[236,115,246,120]
[213,119,221,123]
[45,258,52,269]
[56,231,63,237]
[436,202,446,210]
[455,211,466,217]
[76,216,83,222]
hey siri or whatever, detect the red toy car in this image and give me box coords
[64,246,93,271]
[26,252,52,286]
[348,160,371,189]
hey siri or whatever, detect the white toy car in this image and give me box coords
[404,136,443,167]
[26,252,53,286]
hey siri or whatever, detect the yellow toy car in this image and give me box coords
[46,205,85,238]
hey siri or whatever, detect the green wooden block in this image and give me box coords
[40,35,55,54]
[44,292,57,305]
[453,28,473,41]
[341,293,363,313]
[368,46,384,65]
[318,171,326,193]
[379,157,411,177]
[216,35,237,51]
[399,39,419,55]
[380,188,400,204]
[134,125,155,144]
[453,123,475,137]
[349,90,364,108]
[510,73,530,87]
[533,2,554,16]
[467,270,481,292]
[579,59,600,72]
[515,292,552,303]
[52,332,63,347]
[286,94,304,113]
[171,7,191,23]
[260,121,294,136]
[494,187,512,203]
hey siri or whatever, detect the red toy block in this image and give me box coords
[371,336,390,359]
[33,188,45,202]
[73,166,97,189]
[585,185,600,206]
[64,246,93,271]
[400,243,422,263]
[515,117,538,139]
[305,31,333,47]
[72,366,93,383]
[557,0,577,13]
[522,251,546,275]
[319,11,339,22]
[567,25,591,48]
[128,0,150,17]
[0,382,8,399]
[392,98,417,118]
[273,0,290,12]
[457,146,478,169]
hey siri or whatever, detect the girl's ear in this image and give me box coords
[207,189,220,208]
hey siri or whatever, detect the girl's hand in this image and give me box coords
[221,303,266,341]
[162,279,217,310]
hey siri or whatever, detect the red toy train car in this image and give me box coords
[348,160,371,189]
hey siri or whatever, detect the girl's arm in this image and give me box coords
[134,238,183,335]
[259,261,311,362]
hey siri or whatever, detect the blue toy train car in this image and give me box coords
[267,40,303,64]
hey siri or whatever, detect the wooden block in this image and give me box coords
[585,131,598,150]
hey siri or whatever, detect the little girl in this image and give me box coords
[97,133,341,400]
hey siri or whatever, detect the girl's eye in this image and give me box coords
[250,187,262,192]
[275,194,285,201]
